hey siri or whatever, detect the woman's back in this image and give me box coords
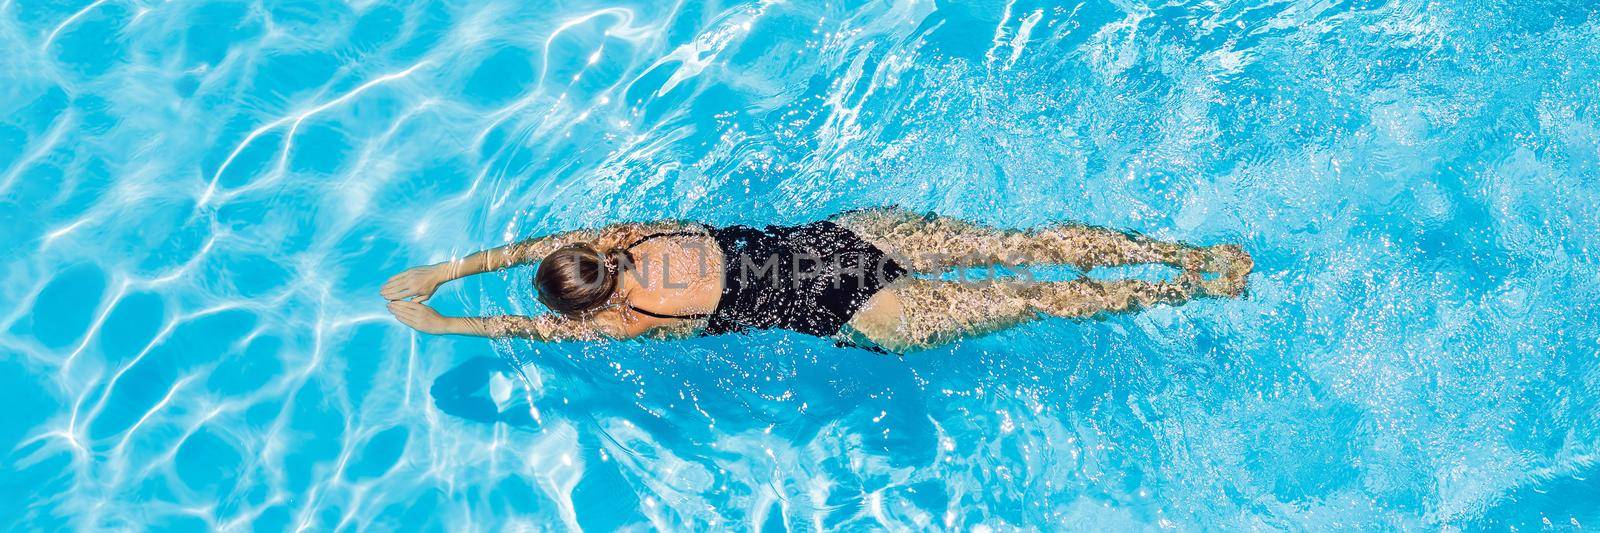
[602,227,724,336]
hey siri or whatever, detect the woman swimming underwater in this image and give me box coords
[383,206,1252,353]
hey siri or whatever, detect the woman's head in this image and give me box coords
[534,244,630,316]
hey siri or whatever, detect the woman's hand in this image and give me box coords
[387,300,457,335]
[382,263,447,302]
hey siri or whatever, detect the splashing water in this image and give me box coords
[3,0,1599,529]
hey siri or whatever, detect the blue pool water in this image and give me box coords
[4,0,1600,529]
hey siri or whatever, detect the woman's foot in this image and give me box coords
[1195,245,1252,298]
[1176,245,1251,298]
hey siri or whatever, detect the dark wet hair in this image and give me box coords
[534,243,630,316]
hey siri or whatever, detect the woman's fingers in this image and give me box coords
[381,268,428,297]
[382,276,415,299]
[387,300,446,334]
[390,300,435,316]
[388,302,426,328]
[382,281,432,301]
[382,267,444,302]
[382,271,415,290]
[386,303,414,326]
[383,268,447,329]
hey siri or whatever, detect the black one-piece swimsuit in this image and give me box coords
[624,221,908,338]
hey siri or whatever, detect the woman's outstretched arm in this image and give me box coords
[387,301,617,341]
[380,219,707,302]
[380,228,600,302]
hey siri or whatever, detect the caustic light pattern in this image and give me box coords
[2,0,1599,530]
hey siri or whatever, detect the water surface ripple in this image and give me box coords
[2,0,1599,529]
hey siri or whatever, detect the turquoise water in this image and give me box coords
[4,0,1600,529]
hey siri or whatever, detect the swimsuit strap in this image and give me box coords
[624,228,712,250]
[620,225,717,321]
[626,303,711,321]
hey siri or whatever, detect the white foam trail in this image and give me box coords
[1004,10,1043,69]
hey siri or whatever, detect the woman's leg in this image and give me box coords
[831,206,1210,273]
[844,277,1200,353]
